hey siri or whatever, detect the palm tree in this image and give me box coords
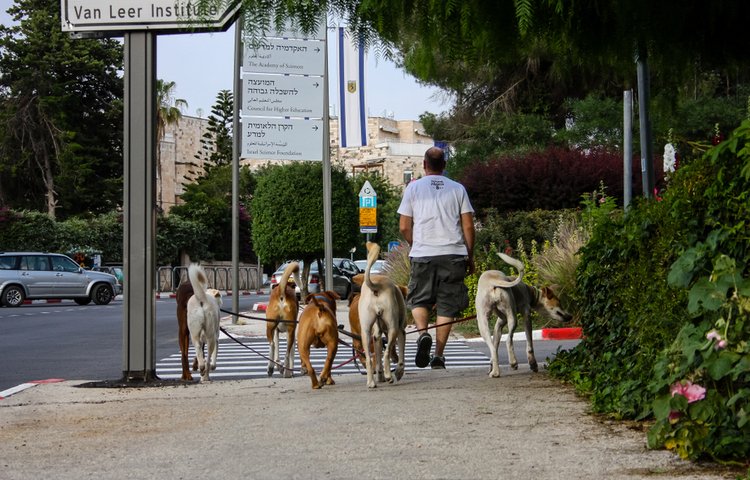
[156,79,188,211]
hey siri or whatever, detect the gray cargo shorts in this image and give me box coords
[406,255,469,318]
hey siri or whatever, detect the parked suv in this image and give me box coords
[0,252,122,307]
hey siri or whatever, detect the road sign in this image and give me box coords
[60,0,241,32]
[242,74,324,118]
[243,37,325,76]
[241,118,323,161]
[359,181,377,233]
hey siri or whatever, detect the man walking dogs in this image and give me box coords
[398,146,475,369]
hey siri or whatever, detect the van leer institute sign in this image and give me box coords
[60,0,240,32]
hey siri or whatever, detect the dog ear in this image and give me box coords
[541,287,555,299]
[328,291,341,300]
[351,274,364,286]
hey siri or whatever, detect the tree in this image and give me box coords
[250,162,358,293]
[156,79,188,211]
[199,89,234,170]
[0,0,123,218]
[169,164,256,262]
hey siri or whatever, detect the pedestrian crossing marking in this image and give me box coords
[156,339,491,379]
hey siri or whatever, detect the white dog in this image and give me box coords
[186,263,223,382]
[358,242,407,388]
[475,252,572,377]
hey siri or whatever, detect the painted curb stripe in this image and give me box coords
[0,378,64,400]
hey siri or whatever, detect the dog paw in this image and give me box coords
[529,361,539,373]
[394,366,404,381]
[367,381,377,389]
[510,363,518,370]
[282,369,293,379]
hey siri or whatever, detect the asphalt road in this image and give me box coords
[0,294,265,391]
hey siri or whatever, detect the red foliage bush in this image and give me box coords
[460,147,664,213]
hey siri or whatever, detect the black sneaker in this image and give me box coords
[429,355,446,369]
[415,333,432,368]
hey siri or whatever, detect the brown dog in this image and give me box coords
[265,261,301,377]
[176,281,195,381]
[297,290,340,389]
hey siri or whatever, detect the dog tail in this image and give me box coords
[188,263,210,304]
[278,261,301,301]
[363,241,382,293]
[494,252,525,287]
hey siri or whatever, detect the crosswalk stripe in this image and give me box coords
[156,339,491,379]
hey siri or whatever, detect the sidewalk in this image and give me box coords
[0,301,733,479]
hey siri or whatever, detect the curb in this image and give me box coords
[0,379,65,400]
[465,327,582,342]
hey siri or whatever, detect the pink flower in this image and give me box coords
[706,329,728,350]
[670,381,706,404]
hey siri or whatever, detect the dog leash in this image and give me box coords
[219,325,363,374]
[408,314,477,335]
[220,307,298,324]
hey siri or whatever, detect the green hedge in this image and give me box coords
[549,119,750,462]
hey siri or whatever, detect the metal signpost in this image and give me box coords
[61,0,240,382]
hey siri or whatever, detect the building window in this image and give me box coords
[403,170,413,184]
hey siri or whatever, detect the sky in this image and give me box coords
[157,24,448,121]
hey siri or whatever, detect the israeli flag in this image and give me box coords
[338,27,368,148]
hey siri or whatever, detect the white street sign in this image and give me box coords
[60,0,240,32]
[242,118,323,161]
[243,74,324,118]
[243,37,325,76]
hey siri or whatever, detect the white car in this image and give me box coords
[270,260,352,299]
[354,259,386,275]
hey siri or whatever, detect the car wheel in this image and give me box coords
[92,284,114,305]
[74,298,92,306]
[1,285,25,307]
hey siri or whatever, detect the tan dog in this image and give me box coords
[358,242,407,388]
[296,290,340,389]
[265,261,302,378]
[349,273,407,370]
[186,263,223,382]
[476,252,573,377]
[176,281,195,381]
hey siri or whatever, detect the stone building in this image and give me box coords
[158,115,434,212]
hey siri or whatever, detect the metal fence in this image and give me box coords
[156,265,264,293]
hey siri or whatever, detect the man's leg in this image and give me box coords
[411,306,430,331]
[412,306,432,368]
[434,315,453,357]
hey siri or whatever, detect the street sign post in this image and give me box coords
[359,181,377,234]
[61,0,241,33]
[61,0,241,383]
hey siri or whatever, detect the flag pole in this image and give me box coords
[322,18,334,291]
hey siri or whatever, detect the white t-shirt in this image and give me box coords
[397,175,474,257]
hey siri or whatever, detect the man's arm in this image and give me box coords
[399,214,414,245]
[461,212,476,275]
